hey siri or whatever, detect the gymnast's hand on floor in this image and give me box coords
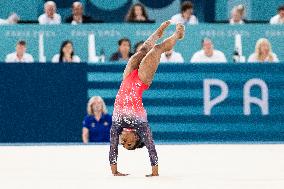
[145,173,159,177]
[113,171,129,176]
[145,165,159,177]
[111,164,129,176]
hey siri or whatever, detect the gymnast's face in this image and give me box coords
[120,131,138,150]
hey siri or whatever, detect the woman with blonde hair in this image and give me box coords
[248,38,279,63]
[82,96,112,143]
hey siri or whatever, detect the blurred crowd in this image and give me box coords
[1,1,283,64]
[1,1,284,25]
[1,1,283,25]
[5,35,279,64]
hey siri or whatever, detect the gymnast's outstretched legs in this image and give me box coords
[122,21,171,79]
[138,23,185,86]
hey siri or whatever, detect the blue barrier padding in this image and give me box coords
[0,63,283,143]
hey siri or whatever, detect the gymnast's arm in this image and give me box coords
[137,123,159,177]
[109,125,129,176]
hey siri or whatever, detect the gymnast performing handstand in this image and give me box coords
[109,20,185,177]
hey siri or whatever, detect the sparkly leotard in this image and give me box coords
[109,69,158,166]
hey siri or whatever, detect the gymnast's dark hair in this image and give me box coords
[59,40,74,62]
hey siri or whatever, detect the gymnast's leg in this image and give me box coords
[122,21,171,79]
[138,23,185,86]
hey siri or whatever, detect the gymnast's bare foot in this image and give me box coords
[155,20,171,39]
[176,23,185,40]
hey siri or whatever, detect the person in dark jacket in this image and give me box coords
[110,38,133,62]
[65,1,93,24]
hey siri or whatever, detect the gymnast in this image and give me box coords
[109,20,185,177]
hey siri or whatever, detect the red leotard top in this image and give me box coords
[112,69,149,123]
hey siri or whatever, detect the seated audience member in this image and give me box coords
[229,5,245,25]
[52,40,81,63]
[5,40,34,63]
[82,96,112,143]
[125,3,150,22]
[248,38,279,63]
[270,5,284,24]
[190,38,227,63]
[110,38,133,62]
[0,13,19,25]
[134,41,144,53]
[160,49,184,63]
[65,1,93,24]
[171,1,198,25]
[38,1,61,25]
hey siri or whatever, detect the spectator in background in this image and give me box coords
[270,5,284,24]
[52,40,81,63]
[5,40,34,63]
[160,49,184,63]
[82,96,112,143]
[248,38,279,63]
[134,41,144,53]
[190,38,227,63]
[171,1,198,25]
[125,3,150,22]
[65,1,93,24]
[0,13,19,25]
[38,1,61,24]
[110,38,133,62]
[229,5,245,25]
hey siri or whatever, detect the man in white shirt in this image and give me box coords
[160,49,184,63]
[5,41,34,63]
[38,1,61,25]
[229,5,245,25]
[171,1,198,25]
[190,38,227,63]
[270,5,284,24]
